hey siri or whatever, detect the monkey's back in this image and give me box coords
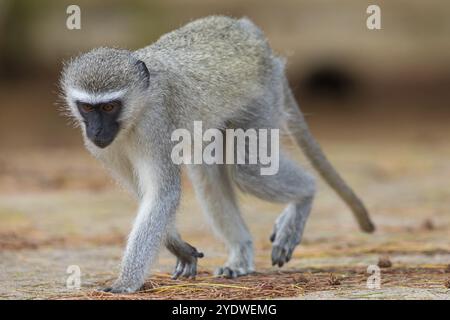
[136,16,285,127]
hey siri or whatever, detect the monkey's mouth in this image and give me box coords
[91,138,114,148]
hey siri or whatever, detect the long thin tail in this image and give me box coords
[283,79,375,232]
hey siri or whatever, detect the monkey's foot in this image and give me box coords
[214,265,254,278]
[172,247,204,280]
[101,281,142,294]
[214,242,254,278]
[270,208,302,267]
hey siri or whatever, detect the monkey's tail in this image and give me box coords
[283,78,375,233]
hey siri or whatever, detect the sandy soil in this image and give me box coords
[1,136,450,299]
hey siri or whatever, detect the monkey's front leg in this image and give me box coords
[165,229,204,280]
[103,164,181,293]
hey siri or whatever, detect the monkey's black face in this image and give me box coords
[76,100,122,148]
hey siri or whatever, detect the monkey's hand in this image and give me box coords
[171,242,204,280]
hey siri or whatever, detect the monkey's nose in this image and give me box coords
[93,127,103,137]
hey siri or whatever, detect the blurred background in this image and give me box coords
[1,0,450,299]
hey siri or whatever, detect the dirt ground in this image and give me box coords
[1,121,450,300]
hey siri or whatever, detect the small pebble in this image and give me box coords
[378,256,392,268]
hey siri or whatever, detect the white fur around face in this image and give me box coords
[67,88,126,105]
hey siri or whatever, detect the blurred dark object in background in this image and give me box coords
[298,63,358,102]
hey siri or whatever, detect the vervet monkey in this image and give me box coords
[60,16,374,293]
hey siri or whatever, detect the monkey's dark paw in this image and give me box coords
[171,249,204,280]
[271,227,299,267]
[271,221,300,267]
[270,214,301,267]
[271,243,296,268]
[270,231,300,268]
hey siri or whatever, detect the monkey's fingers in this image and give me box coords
[172,258,199,280]
[172,260,185,280]
[271,244,294,268]
[181,262,197,279]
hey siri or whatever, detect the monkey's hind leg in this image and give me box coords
[231,153,316,267]
[165,228,204,280]
[187,164,254,278]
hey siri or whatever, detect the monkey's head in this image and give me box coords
[60,47,150,148]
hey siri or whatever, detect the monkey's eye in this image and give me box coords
[101,103,118,113]
[79,103,94,113]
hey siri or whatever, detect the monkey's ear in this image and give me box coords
[136,60,150,88]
